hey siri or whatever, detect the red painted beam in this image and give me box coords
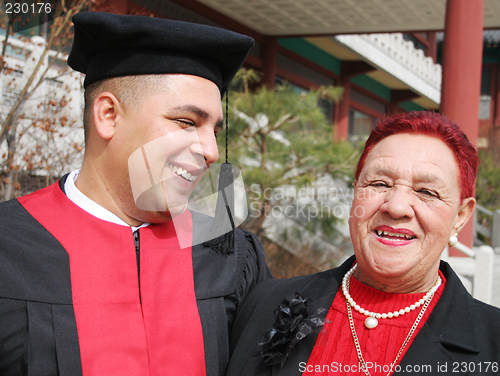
[342,61,376,78]
[391,89,419,104]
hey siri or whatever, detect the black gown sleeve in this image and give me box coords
[235,229,274,304]
[0,199,82,376]
[0,299,28,375]
[191,211,273,376]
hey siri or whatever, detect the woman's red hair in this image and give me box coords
[355,111,479,201]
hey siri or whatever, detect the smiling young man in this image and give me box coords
[0,12,271,376]
[79,74,223,224]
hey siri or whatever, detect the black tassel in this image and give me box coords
[202,91,236,255]
[202,163,235,255]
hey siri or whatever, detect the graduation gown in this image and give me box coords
[227,256,500,376]
[0,178,272,376]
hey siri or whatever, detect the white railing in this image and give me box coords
[473,245,495,304]
[470,206,500,307]
[335,33,442,104]
[474,205,500,248]
[361,33,442,90]
[444,242,498,306]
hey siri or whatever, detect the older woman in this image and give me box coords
[226,111,500,376]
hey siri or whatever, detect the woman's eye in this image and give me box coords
[418,189,439,198]
[369,181,389,188]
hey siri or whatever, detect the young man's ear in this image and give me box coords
[93,92,121,140]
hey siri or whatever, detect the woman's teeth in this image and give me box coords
[170,164,197,182]
[375,230,415,240]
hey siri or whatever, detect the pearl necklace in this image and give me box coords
[342,263,442,329]
[346,276,435,376]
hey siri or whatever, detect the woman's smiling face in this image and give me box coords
[349,133,475,293]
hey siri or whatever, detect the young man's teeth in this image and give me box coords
[169,164,197,182]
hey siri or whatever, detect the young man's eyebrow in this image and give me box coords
[171,105,223,131]
[170,105,209,119]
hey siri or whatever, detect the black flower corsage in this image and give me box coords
[258,292,327,368]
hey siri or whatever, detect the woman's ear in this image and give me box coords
[454,197,476,234]
[93,92,120,140]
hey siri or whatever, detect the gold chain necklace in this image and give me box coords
[342,263,442,329]
[345,274,437,376]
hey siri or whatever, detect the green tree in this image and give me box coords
[226,69,359,253]
[476,150,500,211]
[476,149,500,211]
[475,149,500,245]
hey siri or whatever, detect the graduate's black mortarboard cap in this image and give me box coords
[67,12,254,93]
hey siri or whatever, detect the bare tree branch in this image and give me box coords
[0,1,85,145]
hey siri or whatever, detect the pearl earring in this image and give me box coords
[448,233,458,247]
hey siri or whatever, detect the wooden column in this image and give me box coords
[388,89,419,115]
[427,32,437,64]
[261,36,277,89]
[441,0,483,250]
[334,61,376,141]
[334,76,351,141]
[495,63,500,127]
[387,102,400,116]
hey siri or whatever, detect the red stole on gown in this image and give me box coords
[19,183,206,376]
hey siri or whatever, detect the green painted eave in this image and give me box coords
[350,75,391,101]
[278,38,393,103]
[278,38,341,75]
[399,101,425,112]
[483,54,499,64]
